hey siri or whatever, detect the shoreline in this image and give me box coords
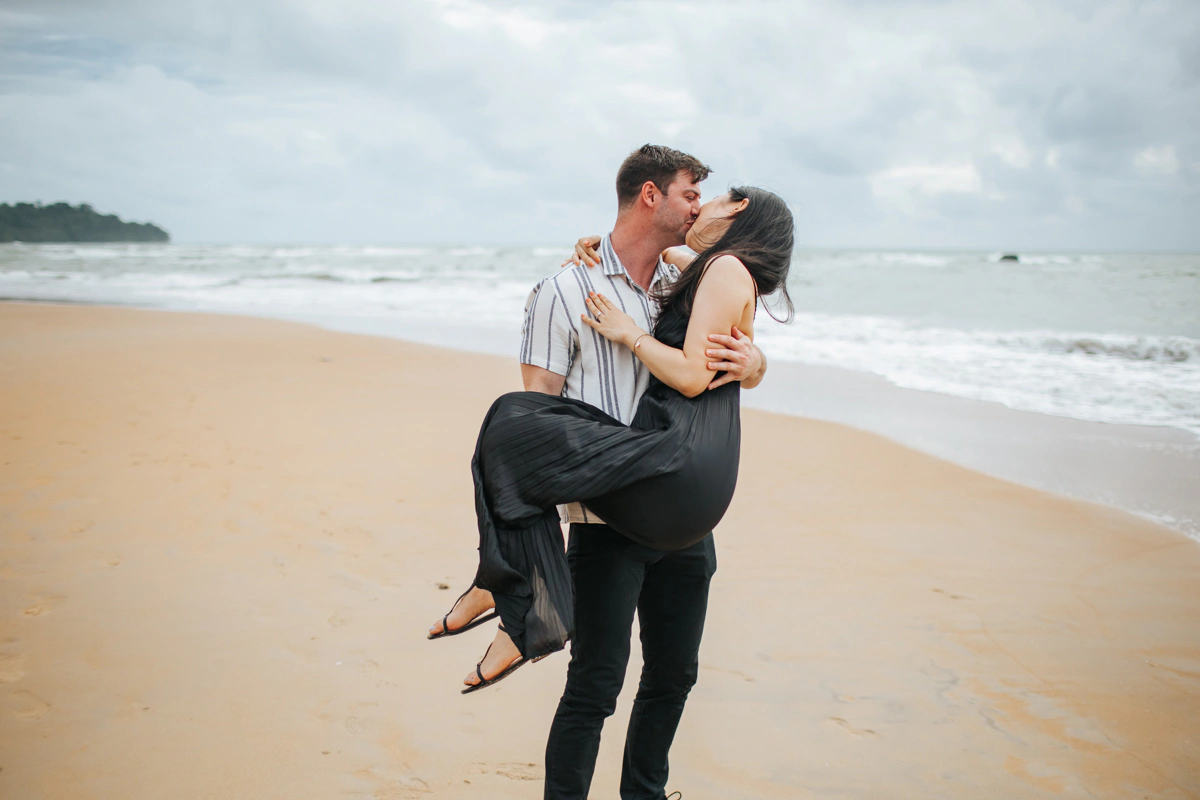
[2,301,1198,799]
[8,297,1195,543]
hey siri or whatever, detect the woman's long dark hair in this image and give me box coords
[655,186,795,323]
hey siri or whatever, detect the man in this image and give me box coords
[522,144,766,799]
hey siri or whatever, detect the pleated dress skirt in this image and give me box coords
[471,379,740,658]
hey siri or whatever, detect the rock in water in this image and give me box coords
[999,253,1019,262]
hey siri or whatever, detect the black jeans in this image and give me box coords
[544,523,717,800]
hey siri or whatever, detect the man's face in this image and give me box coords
[652,170,702,245]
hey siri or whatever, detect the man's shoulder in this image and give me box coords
[528,264,591,303]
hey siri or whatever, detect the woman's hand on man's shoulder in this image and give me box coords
[561,236,602,269]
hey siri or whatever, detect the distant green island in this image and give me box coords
[0,202,169,243]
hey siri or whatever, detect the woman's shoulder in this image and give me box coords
[700,254,755,289]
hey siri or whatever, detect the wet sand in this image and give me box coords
[743,360,1200,541]
[2,302,1198,799]
[244,310,1200,543]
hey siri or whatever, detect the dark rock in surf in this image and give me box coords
[999,253,1019,262]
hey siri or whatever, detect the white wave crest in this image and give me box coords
[755,314,1200,433]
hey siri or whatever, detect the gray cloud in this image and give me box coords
[0,0,1197,249]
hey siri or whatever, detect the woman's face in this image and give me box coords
[685,192,749,252]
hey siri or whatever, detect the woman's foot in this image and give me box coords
[428,586,495,637]
[463,627,522,688]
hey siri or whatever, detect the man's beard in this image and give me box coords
[654,207,693,245]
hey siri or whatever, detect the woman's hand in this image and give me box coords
[561,235,602,268]
[581,292,644,348]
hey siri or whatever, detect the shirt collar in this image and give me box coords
[653,255,680,291]
[600,234,678,291]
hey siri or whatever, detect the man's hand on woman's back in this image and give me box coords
[706,327,765,390]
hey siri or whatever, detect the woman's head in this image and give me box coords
[685,191,749,252]
[662,186,795,322]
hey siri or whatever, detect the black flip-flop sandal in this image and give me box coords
[427,584,498,640]
[461,627,549,695]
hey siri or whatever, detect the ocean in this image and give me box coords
[2,243,1196,436]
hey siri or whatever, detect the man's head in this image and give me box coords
[615,144,712,245]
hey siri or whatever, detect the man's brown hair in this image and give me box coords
[615,144,712,208]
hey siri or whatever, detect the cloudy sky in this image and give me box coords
[1,0,1197,249]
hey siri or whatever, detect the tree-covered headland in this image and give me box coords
[0,202,170,243]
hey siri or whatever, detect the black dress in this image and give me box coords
[470,297,741,658]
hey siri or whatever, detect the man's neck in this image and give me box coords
[609,219,674,291]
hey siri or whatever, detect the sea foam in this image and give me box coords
[2,243,1197,436]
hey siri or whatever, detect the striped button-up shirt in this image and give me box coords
[520,234,680,524]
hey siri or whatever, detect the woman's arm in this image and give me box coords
[582,255,756,398]
[661,246,697,271]
[563,240,697,272]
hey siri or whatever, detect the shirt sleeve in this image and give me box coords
[520,277,575,376]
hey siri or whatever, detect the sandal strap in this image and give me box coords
[473,640,496,686]
[448,585,473,615]
[440,583,484,634]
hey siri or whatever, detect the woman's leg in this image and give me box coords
[461,625,522,688]
[470,392,651,660]
[469,390,695,660]
[427,586,494,637]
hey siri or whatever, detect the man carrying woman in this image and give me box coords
[429,143,793,800]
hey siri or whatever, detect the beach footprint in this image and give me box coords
[701,665,755,682]
[11,689,50,720]
[353,765,430,799]
[827,716,880,739]
[343,701,379,737]
[21,594,66,617]
[0,653,25,683]
[495,763,541,781]
[465,762,542,781]
[62,522,93,542]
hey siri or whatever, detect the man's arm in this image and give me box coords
[519,277,572,395]
[705,327,767,390]
[521,363,566,395]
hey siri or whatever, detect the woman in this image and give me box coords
[430,186,794,692]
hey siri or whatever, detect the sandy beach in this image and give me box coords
[2,301,1198,799]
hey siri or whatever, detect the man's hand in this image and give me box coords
[705,326,765,390]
